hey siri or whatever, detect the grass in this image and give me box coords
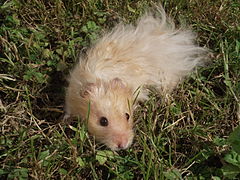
[0,0,240,179]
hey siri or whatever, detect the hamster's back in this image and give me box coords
[78,13,207,94]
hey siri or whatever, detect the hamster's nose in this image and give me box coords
[117,143,125,149]
[116,138,129,150]
[112,131,134,150]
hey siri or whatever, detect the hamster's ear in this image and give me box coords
[80,83,96,98]
[110,78,126,89]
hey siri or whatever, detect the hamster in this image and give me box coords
[64,8,208,151]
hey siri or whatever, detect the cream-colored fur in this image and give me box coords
[65,8,208,150]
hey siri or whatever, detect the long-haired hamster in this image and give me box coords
[64,7,208,150]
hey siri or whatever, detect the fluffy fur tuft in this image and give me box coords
[65,8,208,150]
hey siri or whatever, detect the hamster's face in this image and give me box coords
[88,97,134,150]
[85,78,134,150]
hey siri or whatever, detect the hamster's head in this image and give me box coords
[79,78,134,150]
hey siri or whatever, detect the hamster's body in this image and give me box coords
[65,9,208,150]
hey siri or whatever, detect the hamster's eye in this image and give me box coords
[99,117,108,126]
[125,113,130,121]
